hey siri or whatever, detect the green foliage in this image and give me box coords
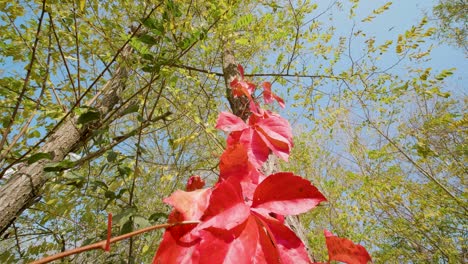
[432,0,467,52]
[0,0,465,263]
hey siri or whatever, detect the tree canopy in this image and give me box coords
[0,0,466,263]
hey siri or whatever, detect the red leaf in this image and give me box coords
[153,228,201,264]
[219,143,265,204]
[252,172,327,216]
[272,94,285,108]
[199,179,250,230]
[219,143,263,184]
[254,115,293,161]
[219,143,250,181]
[198,216,259,264]
[215,112,249,132]
[253,216,282,264]
[324,230,372,264]
[255,213,311,264]
[239,128,270,168]
[262,82,285,108]
[154,209,201,263]
[262,82,273,103]
[164,188,212,221]
[230,78,256,99]
[237,64,245,78]
[186,175,205,191]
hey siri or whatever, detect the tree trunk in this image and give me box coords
[0,45,132,236]
[221,49,316,261]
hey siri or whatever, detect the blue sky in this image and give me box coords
[354,0,466,96]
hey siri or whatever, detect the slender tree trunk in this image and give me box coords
[0,46,132,236]
[221,48,316,261]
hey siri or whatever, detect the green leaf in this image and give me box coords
[91,180,108,190]
[27,152,52,164]
[141,18,164,35]
[107,151,118,162]
[149,212,167,223]
[77,110,100,125]
[44,160,75,172]
[104,191,115,199]
[120,219,133,235]
[121,104,139,116]
[137,34,158,46]
[133,216,151,228]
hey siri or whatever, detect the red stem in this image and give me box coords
[105,213,112,252]
[29,220,200,264]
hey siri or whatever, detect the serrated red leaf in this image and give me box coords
[219,143,264,202]
[153,227,201,264]
[253,215,282,264]
[154,208,201,263]
[251,172,326,216]
[198,216,259,264]
[324,230,372,264]
[186,175,205,191]
[230,78,256,99]
[254,115,293,161]
[217,110,293,167]
[216,112,249,132]
[272,94,285,108]
[239,128,270,168]
[237,64,245,78]
[199,179,250,230]
[262,82,285,108]
[255,213,311,264]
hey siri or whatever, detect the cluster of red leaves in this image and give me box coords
[153,65,371,264]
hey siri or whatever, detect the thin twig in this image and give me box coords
[170,64,345,79]
[127,79,153,260]
[0,0,47,153]
[0,24,51,162]
[29,221,200,264]
[73,2,82,101]
[73,112,172,167]
[286,0,300,75]
[49,12,76,108]
[342,79,466,211]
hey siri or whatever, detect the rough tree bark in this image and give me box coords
[0,45,133,236]
[221,48,316,261]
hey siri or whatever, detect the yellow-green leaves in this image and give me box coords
[361,2,392,23]
[79,0,86,11]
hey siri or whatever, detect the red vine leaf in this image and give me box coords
[164,188,212,221]
[255,213,311,263]
[198,179,251,231]
[324,229,372,264]
[215,110,293,167]
[197,216,259,264]
[153,225,201,264]
[186,175,205,191]
[216,112,249,132]
[237,64,245,78]
[219,143,264,202]
[239,128,271,168]
[262,82,285,108]
[251,172,326,216]
[254,114,293,161]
